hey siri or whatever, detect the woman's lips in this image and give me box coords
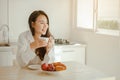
[42,29,47,33]
[42,29,45,32]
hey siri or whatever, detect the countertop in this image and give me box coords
[0,61,115,80]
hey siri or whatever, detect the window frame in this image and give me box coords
[74,0,120,36]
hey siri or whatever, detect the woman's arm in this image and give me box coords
[30,38,47,51]
[16,33,36,67]
[46,36,54,54]
[43,36,55,63]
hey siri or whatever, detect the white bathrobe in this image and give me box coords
[16,30,55,67]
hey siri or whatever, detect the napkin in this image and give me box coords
[42,47,55,64]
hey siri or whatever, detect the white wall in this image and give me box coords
[9,0,72,42]
[0,0,8,25]
[70,28,120,80]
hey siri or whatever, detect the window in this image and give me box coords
[77,0,120,36]
[77,0,94,29]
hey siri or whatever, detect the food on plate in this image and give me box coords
[53,62,66,67]
[47,63,56,71]
[55,66,66,71]
[41,63,48,71]
[53,62,61,67]
[41,62,66,71]
[53,62,66,71]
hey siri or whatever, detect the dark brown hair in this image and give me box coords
[28,10,52,61]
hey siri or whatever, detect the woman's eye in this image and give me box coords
[40,22,44,24]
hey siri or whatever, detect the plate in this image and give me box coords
[28,65,40,70]
[41,69,66,74]
[41,70,59,74]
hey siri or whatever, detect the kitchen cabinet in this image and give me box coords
[0,42,17,66]
[54,44,86,65]
[0,47,13,66]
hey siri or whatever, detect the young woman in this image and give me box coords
[17,10,54,67]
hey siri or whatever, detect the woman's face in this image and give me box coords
[32,15,48,35]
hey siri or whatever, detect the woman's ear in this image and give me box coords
[31,22,35,28]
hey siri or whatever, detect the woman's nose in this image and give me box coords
[43,24,46,27]
[44,24,48,28]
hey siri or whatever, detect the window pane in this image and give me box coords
[77,0,93,29]
[97,0,120,30]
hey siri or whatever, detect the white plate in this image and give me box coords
[28,65,40,70]
[41,69,66,74]
[41,70,59,74]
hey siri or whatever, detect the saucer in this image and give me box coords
[28,65,40,70]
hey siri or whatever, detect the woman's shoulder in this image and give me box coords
[19,30,31,36]
[18,30,34,42]
[20,30,29,35]
[19,30,32,38]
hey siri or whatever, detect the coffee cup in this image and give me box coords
[40,37,49,43]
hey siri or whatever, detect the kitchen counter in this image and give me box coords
[0,61,115,80]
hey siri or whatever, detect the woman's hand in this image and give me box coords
[46,37,54,54]
[30,39,48,51]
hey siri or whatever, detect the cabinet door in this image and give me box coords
[0,51,13,66]
[60,47,77,62]
[54,45,85,65]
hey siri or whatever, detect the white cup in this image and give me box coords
[40,37,49,43]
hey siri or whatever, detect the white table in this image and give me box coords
[0,61,115,80]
